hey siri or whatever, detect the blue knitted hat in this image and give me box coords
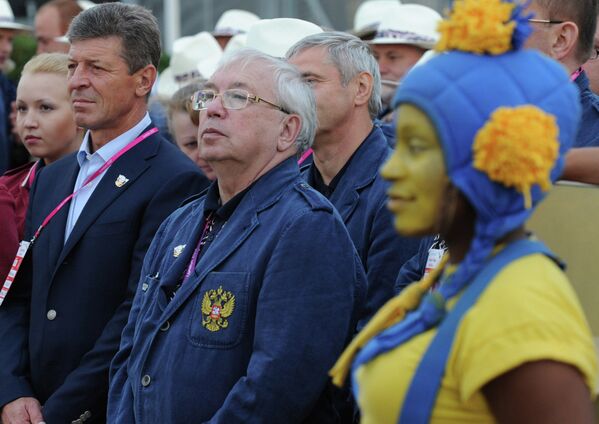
[392,1,580,243]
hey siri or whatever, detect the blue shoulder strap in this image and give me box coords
[399,239,555,423]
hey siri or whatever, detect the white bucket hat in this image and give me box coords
[213,9,260,37]
[245,18,322,58]
[0,0,31,32]
[369,4,442,50]
[157,32,223,99]
[353,0,402,36]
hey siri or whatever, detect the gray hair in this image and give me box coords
[216,48,317,153]
[286,31,382,119]
[67,3,161,73]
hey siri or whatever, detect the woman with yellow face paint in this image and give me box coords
[329,0,598,422]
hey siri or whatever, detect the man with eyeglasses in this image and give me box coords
[525,0,599,148]
[107,48,366,423]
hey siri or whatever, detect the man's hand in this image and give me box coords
[1,397,44,424]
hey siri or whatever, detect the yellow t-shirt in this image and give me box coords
[355,254,597,423]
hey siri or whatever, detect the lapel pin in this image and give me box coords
[173,244,186,258]
[115,174,129,188]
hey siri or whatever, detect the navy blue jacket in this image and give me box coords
[574,70,599,147]
[302,127,420,327]
[0,128,209,423]
[108,157,366,423]
[394,235,438,293]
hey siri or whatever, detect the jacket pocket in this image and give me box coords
[187,272,250,349]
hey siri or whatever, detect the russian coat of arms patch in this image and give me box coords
[201,286,235,332]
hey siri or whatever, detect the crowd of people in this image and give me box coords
[0,0,597,423]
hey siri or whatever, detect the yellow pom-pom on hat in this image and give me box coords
[473,105,559,209]
[436,0,516,55]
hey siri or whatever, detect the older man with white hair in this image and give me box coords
[108,48,365,423]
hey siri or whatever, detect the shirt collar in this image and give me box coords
[77,113,152,167]
[203,180,253,221]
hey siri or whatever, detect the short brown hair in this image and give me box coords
[535,0,599,63]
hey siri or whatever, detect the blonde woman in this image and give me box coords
[0,53,81,283]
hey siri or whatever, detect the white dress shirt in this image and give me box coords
[64,113,152,243]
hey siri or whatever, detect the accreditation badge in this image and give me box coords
[424,248,445,278]
[0,240,31,307]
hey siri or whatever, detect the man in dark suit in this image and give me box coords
[287,32,420,329]
[0,4,208,423]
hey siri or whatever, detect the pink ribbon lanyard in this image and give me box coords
[571,67,583,82]
[30,127,158,243]
[298,148,313,165]
[183,214,214,282]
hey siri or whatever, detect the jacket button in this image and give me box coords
[141,374,151,387]
[47,309,57,320]
[160,321,170,332]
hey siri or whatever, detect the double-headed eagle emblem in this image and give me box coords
[201,286,235,332]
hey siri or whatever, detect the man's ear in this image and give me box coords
[354,71,373,108]
[277,114,301,152]
[551,21,579,62]
[134,64,157,98]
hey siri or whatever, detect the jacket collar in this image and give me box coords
[160,156,301,318]
[51,126,161,273]
[305,126,390,221]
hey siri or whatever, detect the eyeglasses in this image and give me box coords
[527,18,564,24]
[190,89,290,114]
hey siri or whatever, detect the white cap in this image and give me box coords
[245,18,322,58]
[157,32,223,99]
[213,9,260,37]
[0,0,31,32]
[370,4,442,50]
[353,0,401,34]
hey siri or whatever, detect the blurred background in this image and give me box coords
[12,0,451,56]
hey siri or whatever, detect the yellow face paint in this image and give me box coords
[381,104,448,237]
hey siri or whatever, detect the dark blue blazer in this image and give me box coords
[302,127,420,328]
[394,235,438,293]
[574,70,599,147]
[108,157,366,423]
[0,128,209,423]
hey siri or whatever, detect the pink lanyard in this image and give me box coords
[182,213,214,281]
[30,127,158,244]
[571,67,583,81]
[20,161,38,188]
[298,148,313,165]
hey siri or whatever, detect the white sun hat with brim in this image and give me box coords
[0,0,32,32]
[245,18,322,58]
[353,0,402,38]
[157,32,223,100]
[369,4,442,50]
[213,9,260,37]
